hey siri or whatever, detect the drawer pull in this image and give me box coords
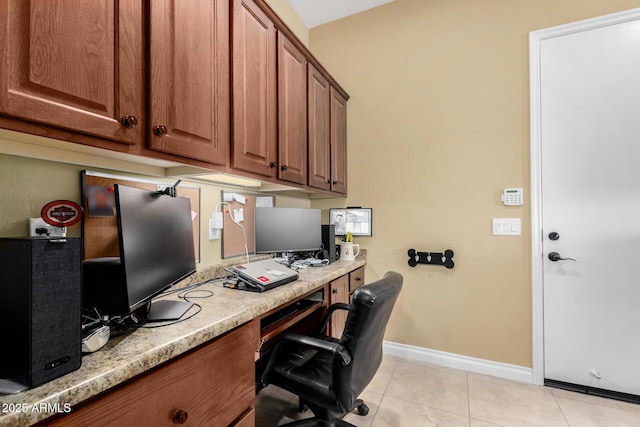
[172,409,188,424]
[355,277,362,282]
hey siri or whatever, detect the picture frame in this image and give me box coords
[329,208,372,237]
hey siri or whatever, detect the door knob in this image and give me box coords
[549,232,560,241]
[548,252,576,262]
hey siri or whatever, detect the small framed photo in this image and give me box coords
[329,208,372,237]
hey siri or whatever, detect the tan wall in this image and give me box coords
[265,0,309,46]
[309,0,640,367]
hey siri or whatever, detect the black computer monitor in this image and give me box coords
[115,184,196,317]
[254,207,322,255]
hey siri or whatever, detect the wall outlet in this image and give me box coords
[211,212,224,229]
[29,218,66,238]
[208,219,221,240]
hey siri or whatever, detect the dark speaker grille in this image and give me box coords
[0,238,82,388]
[30,239,82,386]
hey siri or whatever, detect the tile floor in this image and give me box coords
[255,356,640,426]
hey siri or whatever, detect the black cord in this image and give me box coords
[141,286,216,329]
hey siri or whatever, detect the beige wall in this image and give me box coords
[265,0,309,46]
[309,0,640,367]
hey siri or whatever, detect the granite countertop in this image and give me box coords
[0,255,365,427]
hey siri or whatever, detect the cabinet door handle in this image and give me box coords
[355,277,362,282]
[332,180,338,185]
[332,288,338,294]
[153,125,168,136]
[121,115,138,128]
[327,179,331,184]
[281,164,288,171]
[269,161,277,168]
[172,409,188,424]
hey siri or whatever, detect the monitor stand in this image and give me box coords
[147,300,194,322]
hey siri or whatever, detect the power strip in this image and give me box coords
[29,218,66,238]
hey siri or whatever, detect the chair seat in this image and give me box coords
[269,340,340,411]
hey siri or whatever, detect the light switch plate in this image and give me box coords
[493,218,521,236]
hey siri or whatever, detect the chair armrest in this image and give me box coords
[319,303,352,335]
[275,333,352,366]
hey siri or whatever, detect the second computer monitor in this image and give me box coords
[254,207,322,255]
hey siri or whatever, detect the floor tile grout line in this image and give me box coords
[466,372,472,427]
[550,391,572,427]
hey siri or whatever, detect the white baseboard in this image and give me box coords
[383,341,533,384]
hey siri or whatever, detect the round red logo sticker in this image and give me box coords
[41,200,83,227]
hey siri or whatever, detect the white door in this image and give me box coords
[539,15,640,396]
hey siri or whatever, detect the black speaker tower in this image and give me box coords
[0,238,82,392]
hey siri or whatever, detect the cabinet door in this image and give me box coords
[0,0,144,146]
[44,321,258,427]
[330,87,348,194]
[349,267,365,294]
[149,0,229,165]
[329,275,349,339]
[308,65,331,190]
[277,32,307,185]
[231,0,277,177]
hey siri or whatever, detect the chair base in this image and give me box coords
[278,418,356,427]
[282,399,368,427]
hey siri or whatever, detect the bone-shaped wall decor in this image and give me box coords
[407,248,454,269]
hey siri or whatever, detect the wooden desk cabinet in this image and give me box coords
[40,320,259,427]
[329,267,365,338]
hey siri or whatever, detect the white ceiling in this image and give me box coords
[287,0,395,28]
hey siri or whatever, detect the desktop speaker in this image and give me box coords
[321,225,336,263]
[0,238,82,391]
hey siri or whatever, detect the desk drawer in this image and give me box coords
[349,267,365,294]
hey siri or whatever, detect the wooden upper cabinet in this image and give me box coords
[308,65,331,191]
[148,0,229,165]
[277,32,307,185]
[0,0,144,146]
[231,0,277,177]
[330,87,348,194]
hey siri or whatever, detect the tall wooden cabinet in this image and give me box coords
[148,0,229,165]
[277,32,308,185]
[308,65,332,191]
[0,0,144,147]
[330,88,348,194]
[231,0,278,177]
[308,74,348,195]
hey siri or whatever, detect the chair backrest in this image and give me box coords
[333,271,402,411]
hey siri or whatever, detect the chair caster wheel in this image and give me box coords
[357,403,369,416]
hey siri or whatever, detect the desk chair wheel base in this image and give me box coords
[356,402,369,416]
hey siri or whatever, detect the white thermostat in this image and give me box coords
[501,188,523,206]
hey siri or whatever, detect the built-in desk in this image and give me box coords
[0,256,365,427]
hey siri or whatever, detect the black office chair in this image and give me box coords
[260,271,403,426]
